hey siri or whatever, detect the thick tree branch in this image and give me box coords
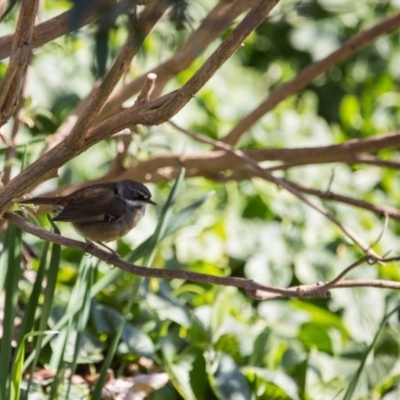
[0,0,38,127]
[156,0,279,120]
[0,0,115,60]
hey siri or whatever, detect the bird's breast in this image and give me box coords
[72,205,146,242]
[124,204,146,231]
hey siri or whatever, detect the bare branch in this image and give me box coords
[0,0,115,60]
[221,11,400,146]
[0,0,38,127]
[322,256,371,290]
[105,130,400,184]
[6,212,400,300]
[3,212,315,298]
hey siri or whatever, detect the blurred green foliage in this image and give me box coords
[1,0,400,399]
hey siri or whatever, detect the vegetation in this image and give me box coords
[1,0,400,399]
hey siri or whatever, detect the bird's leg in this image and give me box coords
[95,241,120,264]
[94,241,119,255]
[83,240,120,264]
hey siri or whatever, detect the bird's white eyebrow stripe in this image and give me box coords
[125,199,144,207]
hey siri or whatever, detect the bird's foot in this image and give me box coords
[83,240,96,255]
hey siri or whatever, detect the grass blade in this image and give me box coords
[343,305,400,400]
[91,169,186,399]
[0,223,22,399]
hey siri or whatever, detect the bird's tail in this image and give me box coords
[18,196,67,206]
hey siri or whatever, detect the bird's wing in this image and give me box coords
[53,195,126,223]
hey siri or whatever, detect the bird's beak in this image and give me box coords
[145,199,157,206]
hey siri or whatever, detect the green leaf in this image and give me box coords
[292,300,350,340]
[92,304,122,335]
[242,194,273,219]
[119,323,155,358]
[249,330,272,367]
[343,306,400,400]
[298,322,333,355]
[161,334,198,400]
[63,331,104,364]
[10,331,58,400]
[0,223,22,400]
[210,288,237,343]
[190,350,209,399]
[146,292,191,328]
[243,366,299,400]
[210,353,250,400]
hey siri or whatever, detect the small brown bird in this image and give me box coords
[19,180,156,247]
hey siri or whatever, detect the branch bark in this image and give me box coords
[0,0,115,60]
[0,0,38,127]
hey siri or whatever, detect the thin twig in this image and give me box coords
[285,181,400,222]
[105,130,132,178]
[368,212,389,252]
[320,214,389,290]
[324,169,335,196]
[322,256,371,290]
[135,73,157,105]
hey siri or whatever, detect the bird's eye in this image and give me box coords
[133,192,138,197]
